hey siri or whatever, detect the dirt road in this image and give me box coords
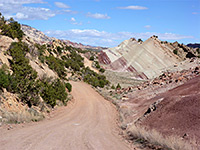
[0,82,131,150]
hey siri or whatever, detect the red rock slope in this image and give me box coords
[138,75,200,145]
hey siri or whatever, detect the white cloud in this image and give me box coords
[15,12,28,20]
[118,5,148,10]
[62,10,78,14]
[87,12,111,19]
[44,29,194,47]
[0,0,56,20]
[0,0,45,4]
[144,25,151,29]
[71,17,76,22]
[69,17,82,25]
[54,2,70,9]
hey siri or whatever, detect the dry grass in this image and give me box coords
[0,108,44,124]
[127,124,198,150]
[0,90,45,124]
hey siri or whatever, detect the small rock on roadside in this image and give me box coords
[7,125,13,130]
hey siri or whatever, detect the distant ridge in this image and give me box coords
[99,36,198,79]
[187,43,200,48]
[21,24,105,51]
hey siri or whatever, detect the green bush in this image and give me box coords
[53,79,68,102]
[45,55,66,79]
[111,85,115,89]
[94,61,100,69]
[57,46,62,55]
[89,56,94,61]
[0,17,24,40]
[61,50,84,72]
[8,42,40,107]
[40,78,68,107]
[40,79,57,107]
[173,49,178,55]
[83,67,109,88]
[65,83,72,92]
[0,68,10,89]
[99,68,105,73]
[116,83,121,90]
[35,44,46,63]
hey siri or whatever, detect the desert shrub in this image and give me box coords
[99,68,105,73]
[0,68,11,89]
[111,85,115,89]
[83,67,109,88]
[8,42,40,107]
[173,49,178,55]
[56,46,62,55]
[61,55,67,60]
[89,56,94,61]
[94,61,100,69]
[40,78,68,107]
[39,79,57,107]
[53,49,58,55]
[0,16,24,40]
[47,48,52,53]
[116,83,121,90]
[71,61,81,71]
[65,46,72,51]
[138,39,143,42]
[45,55,66,79]
[61,50,84,72]
[69,51,84,67]
[35,44,46,63]
[53,79,68,102]
[65,83,72,92]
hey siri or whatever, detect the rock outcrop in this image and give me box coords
[21,24,53,44]
[99,36,198,79]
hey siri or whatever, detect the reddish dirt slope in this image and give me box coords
[139,75,200,144]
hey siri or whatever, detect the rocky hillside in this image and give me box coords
[98,60,200,149]
[0,14,108,125]
[21,24,105,51]
[21,24,53,44]
[99,36,199,80]
[63,40,106,51]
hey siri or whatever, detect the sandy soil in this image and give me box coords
[81,54,99,73]
[0,81,133,150]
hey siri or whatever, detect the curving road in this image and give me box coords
[0,81,132,150]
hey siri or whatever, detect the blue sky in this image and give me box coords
[0,0,199,47]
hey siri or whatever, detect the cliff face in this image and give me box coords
[99,36,197,79]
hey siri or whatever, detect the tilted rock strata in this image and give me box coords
[99,36,197,79]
